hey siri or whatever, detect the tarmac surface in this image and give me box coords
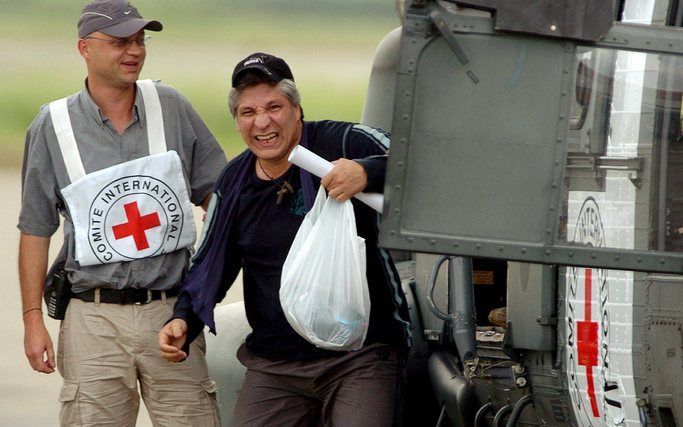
[0,168,243,426]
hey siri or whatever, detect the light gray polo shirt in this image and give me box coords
[18,82,227,293]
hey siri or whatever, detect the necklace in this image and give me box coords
[257,158,294,205]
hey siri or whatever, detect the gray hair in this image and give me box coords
[228,73,301,118]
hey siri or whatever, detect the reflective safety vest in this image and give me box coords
[50,79,196,266]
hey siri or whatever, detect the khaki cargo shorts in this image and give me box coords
[57,296,220,427]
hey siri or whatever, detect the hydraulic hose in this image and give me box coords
[493,403,513,427]
[505,395,533,427]
[474,402,494,427]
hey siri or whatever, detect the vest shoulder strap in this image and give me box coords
[137,79,167,154]
[49,97,86,183]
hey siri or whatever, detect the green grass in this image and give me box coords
[0,1,400,167]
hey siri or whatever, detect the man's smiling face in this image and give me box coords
[235,82,302,167]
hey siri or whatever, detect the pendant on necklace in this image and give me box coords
[276,181,294,205]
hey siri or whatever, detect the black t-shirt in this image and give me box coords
[233,161,336,359]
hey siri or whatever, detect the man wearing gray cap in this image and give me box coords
[18,0,225,425]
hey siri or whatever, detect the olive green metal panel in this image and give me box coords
[379,3,683,273]
[401,33,567,243]
[382,9,570,260]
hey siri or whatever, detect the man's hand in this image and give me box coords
[158,318,188,362]
[321,159,367,201]
[23,312,55,373]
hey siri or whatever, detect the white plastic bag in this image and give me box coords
[280,186,370,351]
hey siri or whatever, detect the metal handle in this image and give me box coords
[426,255,457,322]
[429,9,479,83]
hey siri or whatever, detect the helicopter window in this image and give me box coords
[653,54,683,251]
[560,47,683,255]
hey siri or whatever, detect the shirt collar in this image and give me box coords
[78,79,143,130]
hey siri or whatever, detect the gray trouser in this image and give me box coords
[57,297,220,427]
[231,343,406,427]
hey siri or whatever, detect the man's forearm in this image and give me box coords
[18,233,51,313]
[19,233,57,373]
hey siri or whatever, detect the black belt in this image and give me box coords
[74,287,179,305]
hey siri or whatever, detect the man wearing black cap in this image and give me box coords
[159,52,411,426]
[18,0,225,425]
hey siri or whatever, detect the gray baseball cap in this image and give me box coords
[77,0,163,39]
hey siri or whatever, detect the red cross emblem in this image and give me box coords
[112,201,161,251]
[577,268,600,418]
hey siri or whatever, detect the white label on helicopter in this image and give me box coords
[565,190,638,427]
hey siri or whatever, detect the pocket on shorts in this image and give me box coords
[59,380,79,402]
[58,380,80,424]
[201,378,218,395]
[201,379,220,424]
[201,378,219,408]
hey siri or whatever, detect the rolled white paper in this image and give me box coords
[288,145,384,213]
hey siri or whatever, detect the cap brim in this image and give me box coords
[232,65,283,87]
[100,19,163,37]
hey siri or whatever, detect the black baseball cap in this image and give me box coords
[231,52,294,88]
[78,0,163,39]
